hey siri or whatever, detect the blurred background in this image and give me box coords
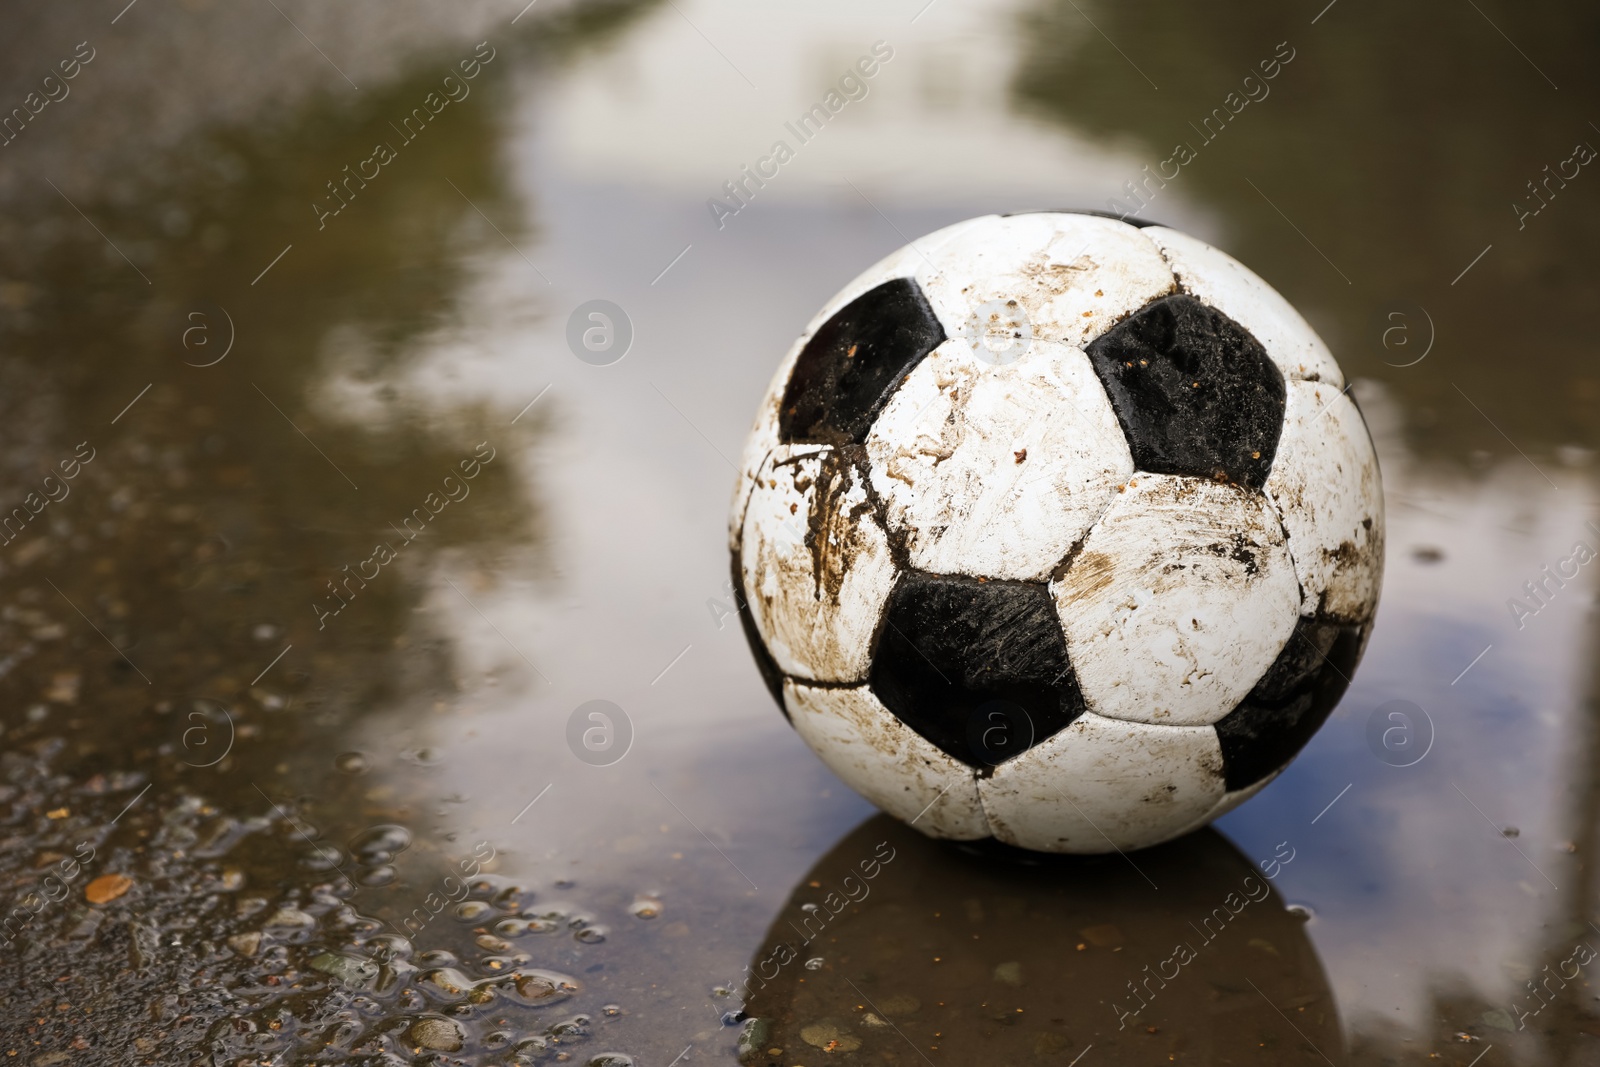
[0,0,1596,1063]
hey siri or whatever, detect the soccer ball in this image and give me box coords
[729,212,1382,853]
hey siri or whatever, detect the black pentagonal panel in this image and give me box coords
[779,278,945,446]
[1085,293,1285,488]
[1001,208,1160,228]
[1214,619,1367,791]
[869,572,1085,767]
[729,552,788,717]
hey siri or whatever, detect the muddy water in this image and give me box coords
[0,0,1596,1063]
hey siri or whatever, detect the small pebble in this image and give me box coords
[408,1016,465,1052]
[226,931,262,957]
[800,1023,860,1052]
[85,873,133,904]
[263,906,315,928]
[335,752,370,774]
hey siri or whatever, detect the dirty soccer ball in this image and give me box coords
[729,212,1383,853]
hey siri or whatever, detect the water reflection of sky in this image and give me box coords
[5,0,1598,1060]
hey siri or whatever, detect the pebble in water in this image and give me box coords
[416,966,481,1003]
[300,842,345,871]
[800,1022,861,1052]
[548,1013,592,1037]
[493,884,531,911]
[263,905,316,930]
[736,1018,769,1061]
[628,894,662,919]
[511,1035,552,1062]
[456,900,493,921]
[521,911,565,933]
[365,932,413,960]
[226,931,261,957]
[84,873,133,904]
[408,1015,466,1052]
[357,864,398,887]
[309,952,379,988]
[503,969,581,1007]
[349,823,412,864]
[334,751,369,774]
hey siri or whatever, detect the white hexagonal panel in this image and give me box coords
[785,680,989,840]
[1267,379,1382,620]
[864,337,1134,581]
[739,445,897,683]
[1265,381,1384,623]
[1051,474,1301,727]
[1142,225,1343,388]
[914,213,1176,351]
[978,711,1226,853]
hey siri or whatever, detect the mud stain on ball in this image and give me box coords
[740,446,899,683]
[865,339,1133,581]
[1051,476,1300,728]
[799,449,876,603]
[1264,380,1384,623]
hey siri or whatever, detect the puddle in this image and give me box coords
[1,0,1597,1062]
